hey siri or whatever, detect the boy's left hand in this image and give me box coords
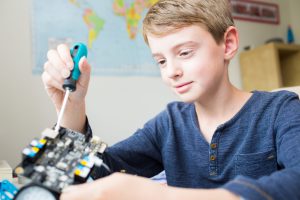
[60,172,240,200]
[60,173,168,200]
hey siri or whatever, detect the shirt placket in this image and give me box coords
[209,132,219,176]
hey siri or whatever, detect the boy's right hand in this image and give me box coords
[42,44,91,131]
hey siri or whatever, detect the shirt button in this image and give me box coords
[210,171,217,176]
[210,155,216,161]
[210,143,217,149]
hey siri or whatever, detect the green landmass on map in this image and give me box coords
[69,0,159,47]
[113,0,158,39]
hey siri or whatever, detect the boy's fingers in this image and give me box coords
[60,183,96,200]
[47,49,70,78]
[42,71,64,91]
[43,61,65,83]
[57,44,74,70]
[62,185,77,193]
[60,186,82,200]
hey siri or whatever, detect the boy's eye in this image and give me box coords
[179,50,193,57]
[157,59,166,66]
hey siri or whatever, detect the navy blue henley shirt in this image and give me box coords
[91,90,300,200]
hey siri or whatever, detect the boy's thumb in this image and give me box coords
[78,56,91,87]
[79,56,91,74]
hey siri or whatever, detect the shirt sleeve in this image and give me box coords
[90,115,165,179]
[84,116,93,140]
[223,92,300,200]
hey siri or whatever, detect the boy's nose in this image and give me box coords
[167,63,183,79]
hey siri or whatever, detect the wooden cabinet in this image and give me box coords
[239,43,300,91]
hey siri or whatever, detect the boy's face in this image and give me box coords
[148,25,228,103]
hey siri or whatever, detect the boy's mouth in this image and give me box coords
[175,81,193,88]
[174,81,193,93]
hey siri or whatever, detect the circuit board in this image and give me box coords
[14,128,108,197]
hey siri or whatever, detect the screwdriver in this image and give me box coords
[54,43,88,132]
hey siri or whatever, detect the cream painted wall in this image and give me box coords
[0,0,299,167]
[288,0,300,43]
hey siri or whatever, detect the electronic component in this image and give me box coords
[14,127,109,200]
[13,43,107,199]
[0,179,18,200]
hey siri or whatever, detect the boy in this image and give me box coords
[42,0,300,199]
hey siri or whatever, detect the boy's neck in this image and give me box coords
[194,85,252,143]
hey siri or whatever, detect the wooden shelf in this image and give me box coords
[239,43,300,91]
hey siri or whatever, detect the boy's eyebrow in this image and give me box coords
[172,41,198,51]
[152,53,163,58]
[152,41,198,57]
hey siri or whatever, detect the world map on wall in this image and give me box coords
[31,0,160,76]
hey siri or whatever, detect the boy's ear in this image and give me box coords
[223,26,239,60]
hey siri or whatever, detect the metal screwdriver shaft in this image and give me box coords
[54,89,70,132]
[54,43,88,132]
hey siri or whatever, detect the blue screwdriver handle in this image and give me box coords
[63,42,88,91]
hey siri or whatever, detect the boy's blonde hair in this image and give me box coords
[143,0,234,45]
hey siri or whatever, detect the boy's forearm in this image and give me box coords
[223,170,300,200]
[165,187,240,200]
[59,101,87,133]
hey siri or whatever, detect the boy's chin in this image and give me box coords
[177,96,195,103]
